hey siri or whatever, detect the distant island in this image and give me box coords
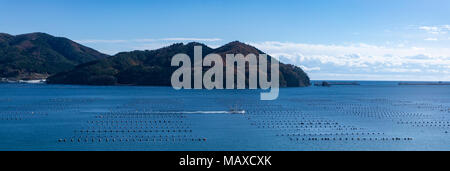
[398,82,450,85]
[1,32,310,87]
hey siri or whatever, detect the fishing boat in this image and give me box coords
[229,109,246,114]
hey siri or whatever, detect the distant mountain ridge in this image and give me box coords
[0,32,108,80]
[47,41,311,87]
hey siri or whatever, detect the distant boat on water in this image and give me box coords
[229,104,246,114]
[314,81,360,87]
[229,109,246,114]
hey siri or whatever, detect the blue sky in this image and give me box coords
[1,0,449,81]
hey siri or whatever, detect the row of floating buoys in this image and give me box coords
[88,120,184,124]
[289,137,413,141]
[411,124,450,127]
[257,126,348,129]
[252,123,339,126]
[131,135,195,138]
[64,134,198,139]
[75,129,193,133]
[254,119,336,123]
[0,113,48,120]
[273,127,364,132]
[277,132,385,137]
[0,117,23,121]
[85,125,190,128]
[256,125,356,129]
[96,114,186,119]
[86,123,188,127]
[80,126,190,130]
[48,97,100,103]
[0,111,47,115]
[398,121,450,124]
[58,137,207,143]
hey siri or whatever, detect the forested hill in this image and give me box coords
[0,32,108,80]
[47,41,311,87]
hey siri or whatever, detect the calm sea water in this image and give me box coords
[0,82,449,151]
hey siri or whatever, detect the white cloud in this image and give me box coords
[424,38,438,41]
[419,25,449,35]
[132,43,174,51]
[133,39,156,42]
[300,65,321,71]
[311,73,450,81]
[249,41,450,81]
[383,68,422,73]
[251,41,450,63]
[75,39,128,43]
[160,38,222,42]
